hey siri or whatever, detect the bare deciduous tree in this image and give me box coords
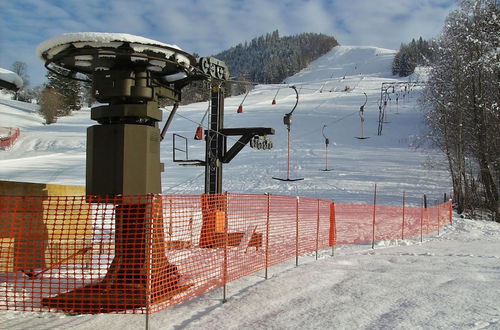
[421,0,500,220]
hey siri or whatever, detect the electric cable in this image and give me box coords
[295,110,359,139]
[163,108,253,151]
[164,75,419,151]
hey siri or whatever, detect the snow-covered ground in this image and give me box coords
[0,45,449,206]
[1,45,498,329]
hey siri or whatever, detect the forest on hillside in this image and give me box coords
[180,30,338,102]
[392,37,436,77]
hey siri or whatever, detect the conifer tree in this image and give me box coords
[215,30,338,85]
[392,38,436,76]
[45,67,81,116]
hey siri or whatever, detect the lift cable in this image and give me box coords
[163,171,206,192]
[194,99,211,140]
[166,108,260,151]
[295,109,359,140]
[166,77,418,161]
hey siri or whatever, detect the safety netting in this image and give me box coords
[335,202,452,245]
[0,194,451,314]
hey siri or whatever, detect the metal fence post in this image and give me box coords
[315,199,320,260]
[423,194,428,236]
[265,193,270,280]
[449,199,453,225]
[145,199,153,330]
[222,193,228,303]
[296,196,299,267]
[436,199,440,236]
[401,191,405,240]
[372,184,377,249]
[420,197,424,243]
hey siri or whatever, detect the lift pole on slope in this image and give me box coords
[273,85,304,182]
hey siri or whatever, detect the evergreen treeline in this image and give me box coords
[392,37,436,77]
[215,30,338,85]
[421,0,499,220]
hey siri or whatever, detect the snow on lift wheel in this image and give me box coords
[37,32,198,88]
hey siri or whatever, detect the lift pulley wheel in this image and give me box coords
[250,135,273,150]
[37,32,199,87]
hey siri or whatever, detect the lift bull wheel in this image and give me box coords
[37,32,203,313]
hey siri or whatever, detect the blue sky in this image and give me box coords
[0,0,456,86]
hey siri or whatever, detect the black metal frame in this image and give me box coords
[204,85,275,194]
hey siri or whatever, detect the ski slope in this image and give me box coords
[0,45,499,329]
[0,45,450,206]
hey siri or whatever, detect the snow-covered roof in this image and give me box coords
[36,32,194,72]
[36,32,183,59]
[0,68,23,90]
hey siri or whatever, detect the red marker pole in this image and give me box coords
[401,191,406,240]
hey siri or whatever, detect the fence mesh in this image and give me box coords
[0,193,451,314]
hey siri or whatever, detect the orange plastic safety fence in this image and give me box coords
[334,201,452,245]
[0,194,451,314]
[0,128,20,150]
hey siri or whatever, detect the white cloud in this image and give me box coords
[330,0,455,48]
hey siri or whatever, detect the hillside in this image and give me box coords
[0,45,450,205]
[215,31,338,84]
